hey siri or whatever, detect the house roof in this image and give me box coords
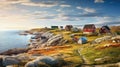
[66,25,73,27]
[83,24,95,29]
[101,26,110,30]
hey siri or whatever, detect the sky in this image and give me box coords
[0,0,120,30]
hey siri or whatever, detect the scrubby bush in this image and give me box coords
[116,31,120,35]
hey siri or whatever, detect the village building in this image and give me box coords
[51,26,58,29]
[99,25,111,34]
[59,26,64,30]
[83,24,96,35]
[65,25,73,31]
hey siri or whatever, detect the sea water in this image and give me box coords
[0,30,31,53]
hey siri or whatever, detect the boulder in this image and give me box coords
[116,62,120,66]
[0,54,33,67]
[111,35,120,39]
[0,56,3,66]
[2,56,21,66]
[91,36,111,45]
[46,34,63,46]
[25,56,59,67]
[94,58,104,64]
[16,54,31,62]
[41,31,54,38]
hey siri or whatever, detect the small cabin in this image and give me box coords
[99,25,111,34]
[51,26,58,29]
[59,26,63,30]
[65,25,73,31]
[83,24,96,35]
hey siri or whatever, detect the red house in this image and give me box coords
[83,24,96,35]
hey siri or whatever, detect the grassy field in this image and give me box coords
[49,29,120,65]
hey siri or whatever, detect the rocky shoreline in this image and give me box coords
[0,30,69,67]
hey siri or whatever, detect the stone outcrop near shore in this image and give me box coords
[0,55,66,67]
[0,48,30,55]
[29,31,68,48]
[25,56,62,67]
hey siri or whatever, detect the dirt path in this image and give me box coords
[77,48,120,67]
[77,48,91,65]
[77,48,95,67]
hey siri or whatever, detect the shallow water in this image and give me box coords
[0,30,31,52]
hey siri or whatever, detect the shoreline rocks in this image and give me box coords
[0,54,35,67]
[29,31,68,48]
[0,48,31,55]
[25,56,66,67]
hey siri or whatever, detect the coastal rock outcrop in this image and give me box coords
[0,48,30,55]
[2,56,21,66]
[0,54,34,67]
[91,35,120,45]
[25,56,62,67]
[90,36,112,45]
[29,31,67,48]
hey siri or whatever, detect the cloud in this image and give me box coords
[94,0,104,3]
[60,13,101,18]
[93,16,120,26]
[53,13,84,21]
[34,11,48,15]
[34,13,82,21]
[0,0,58,8]
[76,6,82,9]
[21,2,57,7]
[0,0,72,8]
[0,13,41,30]
[104,21,120,25]
[0,0,27,4]
[37,14,56,20]
[76,6,96,13]
[38,16,54,19]
[60,4,71,8]
[56,9,62,12]
[81,13,102,17]
[32,11,56,20]
[83,8,96,13]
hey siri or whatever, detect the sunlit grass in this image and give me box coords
[81,44,120,64]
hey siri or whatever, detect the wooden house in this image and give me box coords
[83,24,96,35]
[99,25,111,34]
[65,25,73,31]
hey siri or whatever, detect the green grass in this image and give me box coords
[80,45,120,64]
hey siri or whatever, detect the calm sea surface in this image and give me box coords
[0,30,31,53]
